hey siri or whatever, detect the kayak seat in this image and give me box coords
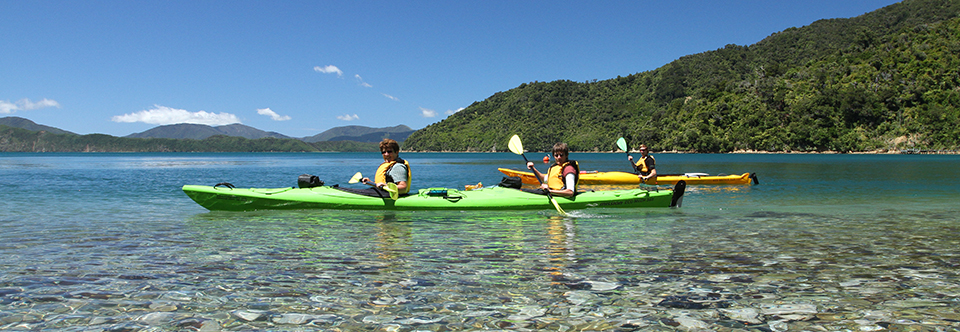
[335,187,410,199]
[519,188,582,197]
[497,176,523,189]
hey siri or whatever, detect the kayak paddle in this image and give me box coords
[348,172,363,183]
[507,135,566,216]
[348,172,399,200]
[383,182,399,200]
[616,137,639,174]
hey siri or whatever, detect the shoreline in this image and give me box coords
[404,149,959,155]
[3,149,957,155]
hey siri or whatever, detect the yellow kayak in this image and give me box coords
[498,168,758,185]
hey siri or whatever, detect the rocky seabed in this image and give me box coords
[2,270,958,331]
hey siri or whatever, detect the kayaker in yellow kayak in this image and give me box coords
[524,142,579,197]
[628,144,658,184]
[361,138,412,194]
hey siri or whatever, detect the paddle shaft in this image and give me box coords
[617,138,639,173]
[626,151,639,173]
[362,180,396,192]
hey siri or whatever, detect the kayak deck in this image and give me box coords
[182,184,683,212]
[498,168,758,185]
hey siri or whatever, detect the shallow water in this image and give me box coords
[1,152,958,331]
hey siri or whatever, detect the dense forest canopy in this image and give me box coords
[404,0,960,152]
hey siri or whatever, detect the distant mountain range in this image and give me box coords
[125,123,292,140]
[300,125,414,143]
[0,116,76,135]
[0,116,415,143]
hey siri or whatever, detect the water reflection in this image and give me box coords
[373,214,412,263]
[545,216,576,285]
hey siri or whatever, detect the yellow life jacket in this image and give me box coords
[375,157,412,194]
[634,155,655,175]
[546,160,579,191]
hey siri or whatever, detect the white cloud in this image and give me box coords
[382,93,398,101]
[337,114,359,121]
[111,105,241,125]
[355,74,372,88]
[314,65,343,77]
[0,98,61,114]
[445,107,464,115]
[0,101,15,114]
[257,108,291,121]
[420,107,437,118]
[21,98,61,110]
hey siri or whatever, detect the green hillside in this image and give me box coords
[302,125,415,143]
[404,0,960,152]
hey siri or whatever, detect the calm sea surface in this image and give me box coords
[1,152,958,331]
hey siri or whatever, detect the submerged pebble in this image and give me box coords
[3,205,959,331]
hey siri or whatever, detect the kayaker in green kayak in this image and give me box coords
[524,142,579,197]
[628,144,657,184]
[361,138,412,194]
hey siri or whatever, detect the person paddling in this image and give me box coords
[627,144,657,183]
[525,142,578,197]
[361,138,411,194]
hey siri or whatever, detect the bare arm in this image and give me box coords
[526,161,547,183]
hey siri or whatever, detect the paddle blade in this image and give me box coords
[619,137,638,173]
[507,135,524,155]
[348,172,362,184]
[385,182,399,200]
[550,197,567,215]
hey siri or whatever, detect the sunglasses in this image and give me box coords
[381,150,394,154]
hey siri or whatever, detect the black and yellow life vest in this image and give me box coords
[375,157,412,194]
[634,155,655,175]
[546,160,579,191]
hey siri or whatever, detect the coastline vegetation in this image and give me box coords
[404,0,960,153]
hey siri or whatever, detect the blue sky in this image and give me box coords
[2,0,901,137]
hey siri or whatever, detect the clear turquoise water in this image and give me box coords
[1,152,958,330]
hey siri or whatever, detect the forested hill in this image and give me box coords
[404,0,960,153]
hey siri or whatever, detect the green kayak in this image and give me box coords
[182,182,685,212]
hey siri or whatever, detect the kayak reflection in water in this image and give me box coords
[524,142,579,197]
[628,144,657,184]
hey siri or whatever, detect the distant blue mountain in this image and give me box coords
[130,123,414,142]
[125,123,291,140]
[4,116,415,143]
[0,116,76,135]
[301,125,415,143]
